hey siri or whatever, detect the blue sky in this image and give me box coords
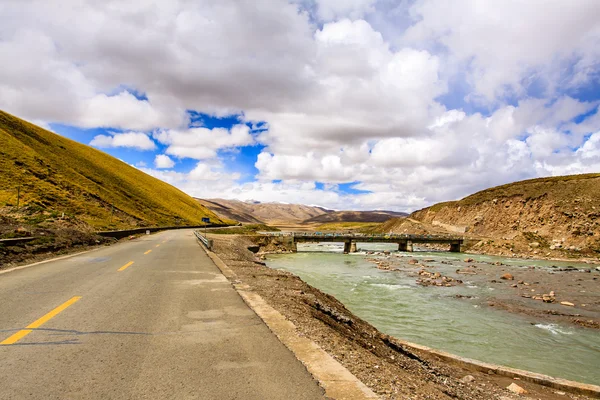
[2,0,600,212]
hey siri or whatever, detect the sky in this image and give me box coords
[1,0,600,212]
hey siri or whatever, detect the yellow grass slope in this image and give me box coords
[0,110,223,229]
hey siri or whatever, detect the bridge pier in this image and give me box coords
[284,236,297,252]
[398,240,413,252]
[343,240,352,253]
[350,242,357,253]
[449,242,461,253]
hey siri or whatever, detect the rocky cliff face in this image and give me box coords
[410,174,600,257]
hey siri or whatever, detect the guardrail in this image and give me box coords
[0,237,36,246]
[194,230,212,250]
[257,231,462,240]
[97,224,228,239]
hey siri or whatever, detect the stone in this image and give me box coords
[500,273,514,280]
[507,383,527,395]
[560,301,575,307]
[464,258,474,263]
[542,294,555,303]
[529,242,540,248]
[460,375,475,383]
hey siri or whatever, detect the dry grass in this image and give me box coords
[0,110,224,229]
[427,173,600,212]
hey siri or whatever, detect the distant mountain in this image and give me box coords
[197,198,407,225]
[196,199,264,224]
[0,110,223,230]
[303,210,407,224]
[196,198,329,224]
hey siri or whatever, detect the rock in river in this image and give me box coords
[500,273,514,280]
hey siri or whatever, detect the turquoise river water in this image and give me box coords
[266,243,600,385]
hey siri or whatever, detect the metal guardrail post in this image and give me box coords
[194,230,212,250]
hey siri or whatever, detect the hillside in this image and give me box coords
[304,210,407,224]
[0,110,223,230]
[383,174,600,257]
[196,199,263,224]
[197,198,329,225]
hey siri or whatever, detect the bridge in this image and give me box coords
[258,232,463,253]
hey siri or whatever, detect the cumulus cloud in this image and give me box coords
[402,0,600,101]
[154,154,175,169]
[2,0,600,212]
[154,124,254,160]
[90,132,156,151]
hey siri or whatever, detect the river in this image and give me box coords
[266,243,600,385]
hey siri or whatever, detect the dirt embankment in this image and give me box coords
[210,234,595,400]
[379,175,600,262]
[0,214,113,269]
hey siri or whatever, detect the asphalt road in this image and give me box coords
[0,230,325,399]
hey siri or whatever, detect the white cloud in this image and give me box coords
[154,124,254,160]
[402,0,600,102]
[2,0,600,212]
[314,0,376,21]
[90,132,156,151]
[154,154,175,169]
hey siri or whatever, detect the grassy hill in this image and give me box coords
[0,110,223,230]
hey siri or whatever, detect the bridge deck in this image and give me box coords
[258,232,463,253]
[260,232,463,244]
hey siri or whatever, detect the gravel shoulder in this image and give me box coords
[210,234,597,400]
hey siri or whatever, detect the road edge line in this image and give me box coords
[198,239,379,400]
[0,248,102,276]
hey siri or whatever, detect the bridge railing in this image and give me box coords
[257,231,462,240]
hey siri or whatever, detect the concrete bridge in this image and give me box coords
[259,232,463,253]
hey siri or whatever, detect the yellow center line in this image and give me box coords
[117,261,135,272]
[144,250,152,255]
[1,296,82,345]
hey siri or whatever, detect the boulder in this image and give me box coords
[460,375,475,383]
[507,383,527,395]
[560,301,575,307]
[464,258,474,263]
[500,273,514,280]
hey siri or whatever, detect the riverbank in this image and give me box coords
[209,234,598,400]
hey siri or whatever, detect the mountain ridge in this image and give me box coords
[379,173,600,256]
[197,198,407,225]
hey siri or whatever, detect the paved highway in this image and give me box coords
[0,230,325,399]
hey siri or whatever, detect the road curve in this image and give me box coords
[0,229,325,399]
